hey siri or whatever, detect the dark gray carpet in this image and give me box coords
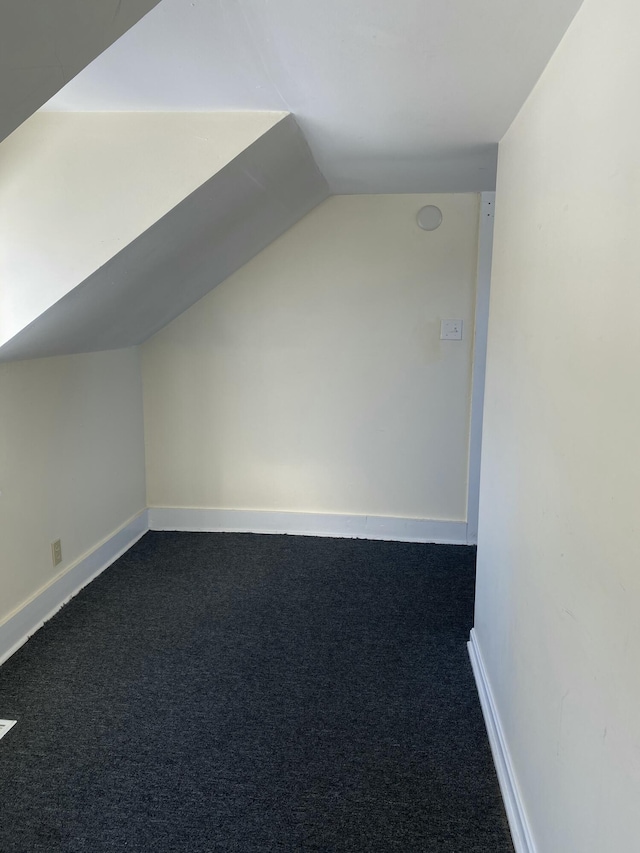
[0,532,513,852]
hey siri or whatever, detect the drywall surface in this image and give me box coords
[0,111,285,347]
[42,0,583,193]
[142,193,479,521]
[0,115,329,363]
[0,0,161,142]
[0,348,146,626]
[475,0,640,849]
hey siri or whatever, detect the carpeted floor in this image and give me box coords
[0,532,513,852]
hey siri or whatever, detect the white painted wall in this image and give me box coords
[0,348,146,627]
[142,194,479,522]
[475,0,640,849]
[0,111,285,347]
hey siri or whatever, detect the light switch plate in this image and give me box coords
[440,319,463,340]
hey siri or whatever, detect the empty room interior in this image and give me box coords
[0,0,638,850]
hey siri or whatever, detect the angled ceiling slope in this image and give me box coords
[0,114,329,362]
[42,0,584,193]
[0,0,162,143]
[0,110,286,345]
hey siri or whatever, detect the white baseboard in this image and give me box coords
[0,509,149,667]
[148,507,469,544]
[0,507,466,669]
[468,628,537,853]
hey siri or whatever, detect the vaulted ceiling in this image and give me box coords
[0,0,161,143]
[42,0,584,193]
[0,0,583,362]
[0,114,328,361]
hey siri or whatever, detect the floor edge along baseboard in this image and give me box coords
[468,628,537,853]
[0,508,468,669]
[0,510,149,668]
[148,507,469,545]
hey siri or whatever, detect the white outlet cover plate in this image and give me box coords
[441,319,463,340]
[0,720,17,740]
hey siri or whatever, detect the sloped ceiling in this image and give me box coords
[0,110,287,346]
[43,0,584,193]
[0,0,161,143]
[0,115,329,362]
[0,0,583,362]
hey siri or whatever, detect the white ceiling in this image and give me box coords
[43,0,583,193]
[0,0,161,142]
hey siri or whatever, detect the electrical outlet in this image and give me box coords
[52,539,62,567]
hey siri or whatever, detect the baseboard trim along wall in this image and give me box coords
[0,510,149,667]
[468,628,537,853]
[0,508,468,669]
[149,507,469,544]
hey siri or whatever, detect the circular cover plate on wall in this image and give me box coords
[416,205,443,231]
